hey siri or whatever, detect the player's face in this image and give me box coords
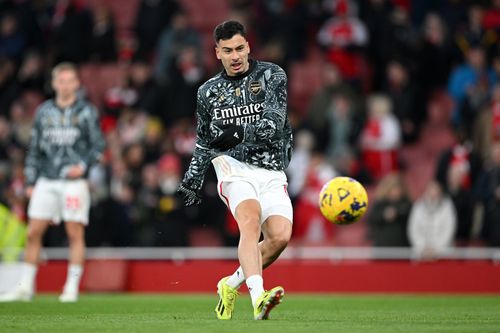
[52,69,80,99]
[215,34,250,76]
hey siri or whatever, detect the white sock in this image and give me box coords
[226,267,245,289]
[19,263,37,292]
[63,264,83,293]
[246,274,264,306]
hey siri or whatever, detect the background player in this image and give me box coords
[0,62,105,302]
[177,21,293,320]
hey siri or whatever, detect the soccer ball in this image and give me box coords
[318,177,368,225]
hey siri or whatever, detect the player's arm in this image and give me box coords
[177,87,214,206]
[24,110,42,188]
[210,66,287,150]
[81,105,106,170]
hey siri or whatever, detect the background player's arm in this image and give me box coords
[80,105,106,171]
[24,111,42,188]
[242,66,287,143]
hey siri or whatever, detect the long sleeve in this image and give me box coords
[24,111,41,186]
[81,105,105,169]
[181,87,216,191]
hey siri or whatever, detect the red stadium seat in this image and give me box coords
[289,60,324,115]
[79,64,128,108]
[86,0,140,33]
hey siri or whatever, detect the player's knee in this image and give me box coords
[267,234,289,252]
[240,219,261,236]
[65,227,84,244]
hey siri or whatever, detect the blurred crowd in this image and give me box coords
[0,0,499,257]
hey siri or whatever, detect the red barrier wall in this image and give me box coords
[35,259,500,293]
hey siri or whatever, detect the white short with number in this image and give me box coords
[28,177,91,225]
[212,155,293,224]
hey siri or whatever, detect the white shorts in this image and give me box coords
[212,155,293,224]
[27,177,91,225]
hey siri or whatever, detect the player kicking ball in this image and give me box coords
[177,20,294,320]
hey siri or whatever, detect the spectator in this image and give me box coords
[361,0,393,90]
[153,10,203,124]
[133,163,161,246]
[305,63,363,153]
[292,151,338,245]
[367,172,412,247]
[415,12,453,101]
[359,94,401,181]
[52,0,93,64]
[0,12,26,62]
[0,57,18,116]
[447,46,495,129]
[286,130,315,201]
[107,157,134,246]
[153,10,202,86]
[90,5,117,63]
[155,153,188,246]
[134,0,181,59]
[17,50,46,94]
[384,58,423,143]
[128,60,162,116]
[105,61,161,130]
[143,117,164,163]
[473,83,500,161]
[9,99,33,147]
[435,125,482,245]
[407,180,457,261]
[453,5,498,62]
[475,143,500,247]
[253,0,309,66]
[317,0,369,85]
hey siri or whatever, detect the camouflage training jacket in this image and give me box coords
[182,59,293,191]
[24,98,106,185]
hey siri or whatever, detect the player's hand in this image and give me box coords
[65,164,85,179]
[25,186,33,198]
[210,123,244,150]
[176,183,202,207]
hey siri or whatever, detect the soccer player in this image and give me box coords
[177,21,293,320]
[0,62,105,302]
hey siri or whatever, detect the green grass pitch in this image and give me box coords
[1,294,499,333]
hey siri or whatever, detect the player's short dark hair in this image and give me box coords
[213,20,246,43]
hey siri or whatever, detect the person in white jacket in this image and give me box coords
[407,180,457,260]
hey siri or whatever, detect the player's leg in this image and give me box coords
[251,172,292,319]
[215,180,262,319]
[260,215,292,269]
[59,179,90,303]
[251,215,291,319]
[59,222,85,302]
[234,199,263,278]
[224,218,291,289]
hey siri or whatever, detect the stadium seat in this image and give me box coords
[79,64,127,108]
[181,0,230,33]
[86,0,140,33]
[289,60,323,115]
